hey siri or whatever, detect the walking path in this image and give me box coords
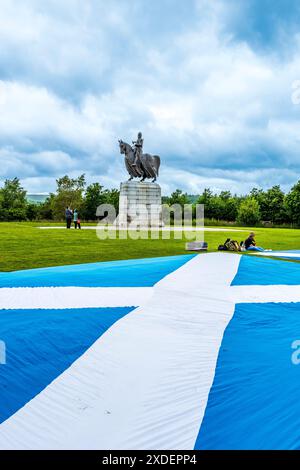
[38,226,247,232]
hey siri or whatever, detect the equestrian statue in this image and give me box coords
[118,132,160,182]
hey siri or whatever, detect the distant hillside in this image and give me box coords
[187,195,199,203]
[26,194,49,204]
[162,194,199,203]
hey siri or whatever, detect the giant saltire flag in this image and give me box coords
[0,252,300,449]
[248,249,300,261]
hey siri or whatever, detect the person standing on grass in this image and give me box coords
[77,216,81,230]
[65,207,73,229]
[73,209,78,229]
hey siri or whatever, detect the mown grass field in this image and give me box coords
[0,222,299,272]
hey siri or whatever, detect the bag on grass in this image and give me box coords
[218,238,241,252]
[218,244,227,251]
[218,238,230,251]
[226,240,241,252]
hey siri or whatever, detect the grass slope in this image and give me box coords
[0,222,299,272]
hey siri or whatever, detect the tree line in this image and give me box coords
[0,175,119,222]
[1,175,300,226]
[164,183,300,226]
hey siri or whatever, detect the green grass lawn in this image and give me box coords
[0,222,299,272]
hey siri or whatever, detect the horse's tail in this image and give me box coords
[155,156,160,176]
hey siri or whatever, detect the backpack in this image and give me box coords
[218,244,227,251]
[226,240,241,252]
[218,238,230,251]
[218,238,241,252]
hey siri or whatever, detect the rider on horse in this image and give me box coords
[132,132,143,167]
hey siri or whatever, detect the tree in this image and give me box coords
[51,174,86,220]
[219,191,231,201]
[83,183,111,220]
[197,188,213,205]
[82,184,120,220]
[197,189,216,219]
[264,185,287,224]
[168,189,190,207]
[223,197,239,221]
[218,191,239,221]
[237,197,261,226]
[285,180,300,225]
[196,189,237,221]
[162,189,190,225]
[0,178,27,221]
[26,203,39,221]
[104,188,120,215]
[38,194,55,220]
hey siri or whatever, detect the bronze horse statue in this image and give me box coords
[118,140,160,182]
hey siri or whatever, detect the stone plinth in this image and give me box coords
[117,181,162,228]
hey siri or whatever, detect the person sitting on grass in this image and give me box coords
[244,232,264,252]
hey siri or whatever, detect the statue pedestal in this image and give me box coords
[117,181,163,228]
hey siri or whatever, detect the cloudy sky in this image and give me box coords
[1,0,300,195]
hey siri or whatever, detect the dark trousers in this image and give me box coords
[66,218,72,229]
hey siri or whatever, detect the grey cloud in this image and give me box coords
[1,0,300,195]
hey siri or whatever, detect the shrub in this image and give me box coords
[237,197,261,226]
